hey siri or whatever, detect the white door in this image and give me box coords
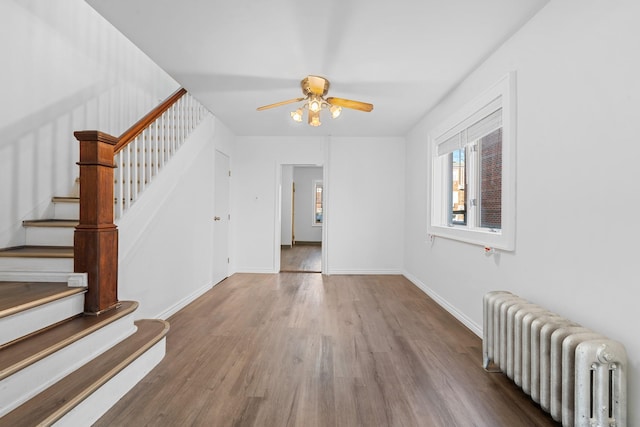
[213,151,230,284]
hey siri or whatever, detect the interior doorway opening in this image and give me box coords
[279,165,323,273]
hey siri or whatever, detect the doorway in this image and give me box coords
[279,165,323,273]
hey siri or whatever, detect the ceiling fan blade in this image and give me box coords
[257,97,305,111]
[326,97,374,112]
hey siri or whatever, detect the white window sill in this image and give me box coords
[428,224,514,251]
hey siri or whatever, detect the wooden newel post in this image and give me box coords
[73,130,119,314]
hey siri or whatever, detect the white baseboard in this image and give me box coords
[402,271,482,337]
[235,268,278,274]
[326,269,402,275]
[155,282,213,320]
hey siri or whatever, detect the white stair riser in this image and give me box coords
[25,227,74,246]
[53,203,79,220]
[0,257,73,272]
[0,293,85,347]
[0,314,138,417]
[53,338,166,427]
[0,272,86,287]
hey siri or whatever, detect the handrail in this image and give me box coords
[114,87,187,153]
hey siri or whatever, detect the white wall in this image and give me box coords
[403,0,640,421]
[233,137,325,273]
[0,0,178,248]
[233,136,404,275]
[117,115,229,319]
[328,137,405,274]
[293,166,322,243]
[280,165,294,246]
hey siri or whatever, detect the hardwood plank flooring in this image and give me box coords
[94,273,560,427]
[280,245,321,272]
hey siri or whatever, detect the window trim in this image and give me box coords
[428,72,516,251]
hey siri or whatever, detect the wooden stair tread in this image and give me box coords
[0,246,73,258]
[0,282,84,319]
[0,301,138,379]
[52,197,79,203]
[22,219,78,227]
[0,319,169,426]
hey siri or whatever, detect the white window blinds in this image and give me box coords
[436,96,502,156]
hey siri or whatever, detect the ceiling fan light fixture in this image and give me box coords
[308,109,321,127]
[309,96,322,113]
[257,75,373,128]
[290,108,303,122]
[330,105,342,119]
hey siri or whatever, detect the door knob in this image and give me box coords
[214,216,221,221]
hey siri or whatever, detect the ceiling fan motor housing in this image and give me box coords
[301,76,330,97]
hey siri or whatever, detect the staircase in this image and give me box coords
[0,197,77,280]
[0,196,169,426]
[0,88,207,425]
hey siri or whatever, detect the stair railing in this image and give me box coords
[73,88,209,313]
[114,88,207,219]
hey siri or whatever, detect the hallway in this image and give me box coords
[280,244,321,273]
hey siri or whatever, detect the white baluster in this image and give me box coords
[162,105,168,168]
[180,96,184,146]
[115,151,123,220]
[124,144,131,212]
[147,124,151,183]
[140,131,147,193]
[172,98,177,155]
[155,114,161,177]
[174,97,182,151]
[147,124,152,184]
[131,136,140,203]
[190,95,195,134]
[187,95,192,137]
[170,102,175,161]
[169,101,175,160]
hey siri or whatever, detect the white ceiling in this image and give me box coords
[87,0,548,137]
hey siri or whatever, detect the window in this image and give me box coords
[313,180,323,225]
[429,73,515,250]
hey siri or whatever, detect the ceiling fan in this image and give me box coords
[256,75,374,127]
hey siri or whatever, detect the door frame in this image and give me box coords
[274,163,328,274]
[212,149,230,284]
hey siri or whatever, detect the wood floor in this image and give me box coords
[280,244,321,272]
[94,274,559,427]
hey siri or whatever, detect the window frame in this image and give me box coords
[428,72,516,250]
[312,179,323,226]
